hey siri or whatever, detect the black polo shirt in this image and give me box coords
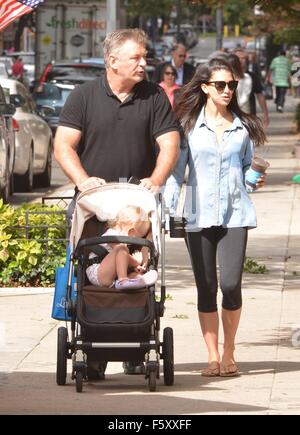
[59,73,179,182]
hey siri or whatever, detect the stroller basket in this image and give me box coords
[81,286,150,324]
[77,285,155,342]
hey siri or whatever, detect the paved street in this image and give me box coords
[0,96,300,415]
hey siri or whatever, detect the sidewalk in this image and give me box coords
[0,97,300,415]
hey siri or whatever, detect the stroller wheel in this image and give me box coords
[56,327,68,386]
[148,371,156,392]
[76,371,84,393]
[163,327,174,386]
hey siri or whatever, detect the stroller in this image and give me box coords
[56,183,174,392]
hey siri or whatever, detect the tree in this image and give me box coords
[223,0,252,30]
[248,0,300,38]
[123,0,174,21]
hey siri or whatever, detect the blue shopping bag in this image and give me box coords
[51,245,77,321]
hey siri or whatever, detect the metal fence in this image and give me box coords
[8,196,72,256]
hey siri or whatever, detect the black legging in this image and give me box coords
[185,226,248,313]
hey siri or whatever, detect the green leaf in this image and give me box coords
[16,251,27,261]
[0,249,9,262]
[28,256,38,266]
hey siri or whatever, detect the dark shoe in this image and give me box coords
[123,361,145,375]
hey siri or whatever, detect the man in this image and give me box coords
[247,50,263,85]
[269,50,291,113]
[54,28,180,376]
[235,48,269,127]
[153,43,195,86]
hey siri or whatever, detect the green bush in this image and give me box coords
[0,199,68,287]
[243,257,268,274]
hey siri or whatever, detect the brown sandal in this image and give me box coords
[201,361,220,377]
[220,362,239,377]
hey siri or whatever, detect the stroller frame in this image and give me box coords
[55,184,174,392]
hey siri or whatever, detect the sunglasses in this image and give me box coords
[207,80,238,92]
[165,71,176,76]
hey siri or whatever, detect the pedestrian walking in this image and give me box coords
[164,58,266,377]
[227,53,253,113]
[54,28,180,375]
[153,43,195,86]
[268,50,291,112]
[159,64,181,108]
[247,50,263,84]
[11,55,24,82]
[235,49,269,128]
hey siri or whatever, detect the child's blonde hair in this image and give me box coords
[108,205,150,234]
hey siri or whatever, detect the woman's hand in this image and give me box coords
[256,173,267,189]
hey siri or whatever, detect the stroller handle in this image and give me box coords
[76,235,157,259]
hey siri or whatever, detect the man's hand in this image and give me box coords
[77,177,106,192]
[140,177,161,193]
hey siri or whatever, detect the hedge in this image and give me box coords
[0,199,68,287]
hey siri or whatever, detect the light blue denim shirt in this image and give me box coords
[164,107,257,231]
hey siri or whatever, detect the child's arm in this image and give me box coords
[140,230,152,271]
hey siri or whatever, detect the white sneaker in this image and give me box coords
[115,270,158,290]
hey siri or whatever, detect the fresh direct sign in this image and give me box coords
[46,16,106,30]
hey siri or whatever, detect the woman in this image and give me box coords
[159,64,181,108]
[213,53,253,113]
[164,58,266,377]
[227,53,253,114]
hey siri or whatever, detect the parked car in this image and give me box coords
[0,56,13,76]
[38,61,105,86]
[0,62,9,78]
[0,78,53,192]
[33,82,73,134]
[0,84,15,202]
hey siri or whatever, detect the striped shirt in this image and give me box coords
[270,55,291,87]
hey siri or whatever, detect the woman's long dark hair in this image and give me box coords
[174,58,266,147]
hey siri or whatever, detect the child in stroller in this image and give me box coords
[86,205,158,290]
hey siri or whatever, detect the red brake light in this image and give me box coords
[12,118,19,132]
[39,63,53,85]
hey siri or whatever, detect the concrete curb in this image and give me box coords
[0,287,54,296]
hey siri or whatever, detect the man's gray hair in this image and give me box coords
[103,28,147,66]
